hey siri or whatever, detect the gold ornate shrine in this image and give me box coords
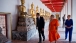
[12,0,36,41]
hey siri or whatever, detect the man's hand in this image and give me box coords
[42,28,44,31]
[36,27,38,29]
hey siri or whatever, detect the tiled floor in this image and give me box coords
[12,22,76,43]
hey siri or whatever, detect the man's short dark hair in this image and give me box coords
[51,15,54,17]
[36,13,40,16]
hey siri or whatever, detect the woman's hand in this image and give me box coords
[67,26,72,28]
[65,25,71,28]
[36,27,38,29]
[67,27,71,28]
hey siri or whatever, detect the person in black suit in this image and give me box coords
[36,13,45,43]
[62,14,65,28]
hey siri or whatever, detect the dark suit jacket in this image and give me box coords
[36,17,45,30]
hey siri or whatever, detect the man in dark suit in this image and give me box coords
[62,14,65,28]
[36,13,45,43]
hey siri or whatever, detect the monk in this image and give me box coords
[49,15,60,43]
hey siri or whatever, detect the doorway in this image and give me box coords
[0,12,12,39]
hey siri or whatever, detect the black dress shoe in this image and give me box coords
[38,41,42,43]
[69,41,71,43]
[43,38,45,41]
[65,38,67,40]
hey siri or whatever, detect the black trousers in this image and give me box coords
[38,29,45,42]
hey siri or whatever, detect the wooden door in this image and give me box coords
[0,14,7,37]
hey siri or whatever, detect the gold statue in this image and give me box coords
[43,9,44,15]
[19,0,26,16]
[56,13,59,20]
[40,8,41,12]
[40,8,43,15]
[28,2,36,24]
[45,11,47,16]
[30,2,35,18]
[36,5,39,13]
[31,2,34,9]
